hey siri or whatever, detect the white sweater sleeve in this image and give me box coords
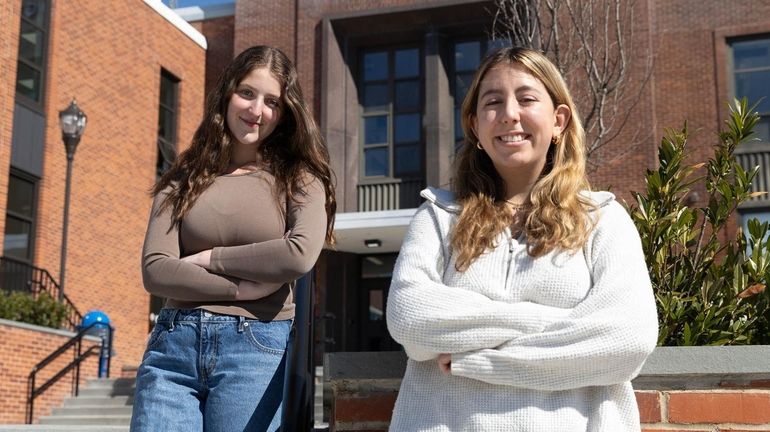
[386,203,572,362]
[450,201,659,390]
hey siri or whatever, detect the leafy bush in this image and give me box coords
[0,290,70,329]
[628,99,770,346]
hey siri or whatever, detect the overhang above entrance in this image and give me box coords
[330,209,417,254]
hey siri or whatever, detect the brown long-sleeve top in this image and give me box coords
[141,169,327,321]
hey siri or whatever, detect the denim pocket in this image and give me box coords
[245,320,291,355]
[145,323,168,351]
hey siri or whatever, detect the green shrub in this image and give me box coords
[0,290,70,329]
[628,98,770,346]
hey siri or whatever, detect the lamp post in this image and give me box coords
[58,99,86,300]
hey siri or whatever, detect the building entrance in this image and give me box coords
[319,251,402,354]
[359,254,400,351]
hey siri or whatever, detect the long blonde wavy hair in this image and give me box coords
[452,47,594,271]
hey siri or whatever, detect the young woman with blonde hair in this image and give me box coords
[386,46,658,431]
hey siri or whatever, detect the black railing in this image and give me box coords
[26,322,113,424]
[357,177,425,211]
[736,142,770,208]
[0,256,83,331]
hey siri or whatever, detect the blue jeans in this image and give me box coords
[130,308,292,432]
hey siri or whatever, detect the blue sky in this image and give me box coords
[163,0,232,8]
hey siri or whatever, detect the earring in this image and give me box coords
[551,135,561,146]
[476,141,483,150]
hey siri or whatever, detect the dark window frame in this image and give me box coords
[358,44,425,181]
[729,34,770,144]
[15,0,50,112]
[3,168,39,263]
[157,69,180,179]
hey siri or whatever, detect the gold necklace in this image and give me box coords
[505,199,531,211]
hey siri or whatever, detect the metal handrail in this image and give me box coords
[0,256,83,331]
[26,322,112,424]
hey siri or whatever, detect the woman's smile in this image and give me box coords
[495,132,530,145]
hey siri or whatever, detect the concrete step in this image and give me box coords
[62,395,132,407]
[83,378,135,390]
[315,364,326,424]
[51,406,133,416]
[0,426,129,432]
[74,387,134,398]
[17,364,330,430]
[38,415,131,426]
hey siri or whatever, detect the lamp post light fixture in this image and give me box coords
[58,99,87,300]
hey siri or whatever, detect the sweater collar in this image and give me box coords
[420,187,615,214]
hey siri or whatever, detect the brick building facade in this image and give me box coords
[0,0,206,421]
[0,0,20,244]
[180,0,770,355]
[33,0,206,368]
[1,0,769,423]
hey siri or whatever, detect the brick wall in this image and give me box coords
[234,0,296,64]
[651,0,770,163]
[19,0,205,372]
[330,389,770,432]
[189,14,234,99]
[637,389,770,431]
[0,0,20,246]
[332,393,396,432]
[0,320,99,424]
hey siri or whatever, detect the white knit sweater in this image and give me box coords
[386,187,658,432]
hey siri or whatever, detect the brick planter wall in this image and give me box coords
[327,347,770,432]
[0,319,100,424]
[637,390,770,430]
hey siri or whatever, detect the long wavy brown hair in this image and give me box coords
[153,46,336,244]
[452,47,594,271]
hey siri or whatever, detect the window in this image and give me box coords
[739,209,770,254]
[732,36,770,143]
[15,0,49,107]
[157,70,179,178]
[3,169,38,262]
[360,47,423,178]
[149,71,179,326]
[453,40,481,148]
[452,39,511,150]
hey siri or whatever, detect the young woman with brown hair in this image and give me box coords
[131,45,335,432]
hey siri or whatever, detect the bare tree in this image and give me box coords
[492,0,652,171]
